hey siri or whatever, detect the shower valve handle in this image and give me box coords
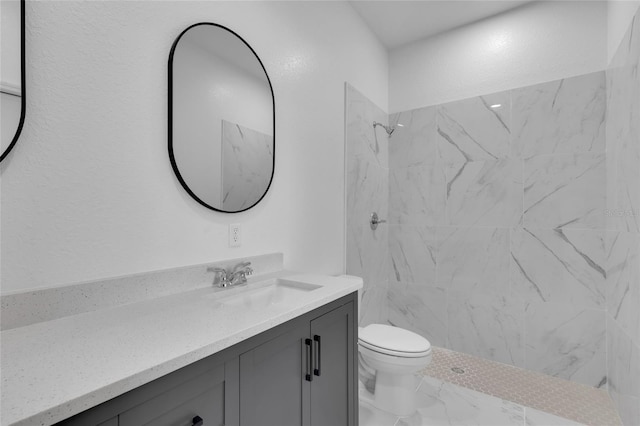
[370,212,386,230]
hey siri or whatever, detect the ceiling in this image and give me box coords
[349,0,536,49]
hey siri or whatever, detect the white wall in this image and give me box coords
[389,1,608,113]
[608,0,640,62]
[0,0,388,293]
[1,0,23,154]
[173,39,272,207]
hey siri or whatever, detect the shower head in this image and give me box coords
[373,121,395,137]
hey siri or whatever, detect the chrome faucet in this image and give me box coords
[207,261,253,288]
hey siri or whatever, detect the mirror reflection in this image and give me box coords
[170,23,274,212]
[0,0,25,161]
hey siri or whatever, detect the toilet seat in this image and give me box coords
[358,324,431,358]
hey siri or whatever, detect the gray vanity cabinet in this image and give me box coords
[239,302,356,426]
[117,360,230,426]
[55,293,356,426]
[239,322,310,426]
[309,303,355,426]
[58,353,239,426]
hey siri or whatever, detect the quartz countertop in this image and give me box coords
[0,272,362,426]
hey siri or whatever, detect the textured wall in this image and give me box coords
[345,84,389,325]
[386,71,608,388]
[605,6,640,426]
[0,1,388,293]
[389,1,607,113]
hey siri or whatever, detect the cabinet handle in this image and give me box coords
[192,415,204,426]
[313,335,321,377]
[305,338,313,382]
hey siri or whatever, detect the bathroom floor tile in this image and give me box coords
[524,407,586,426]
[404,376,526,426]
[359,399,399,426]
[421,347,621,426]
[361,376,526,426]
[360,375,595,426]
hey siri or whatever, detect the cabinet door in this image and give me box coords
[309,302,355,426]
[239,322,311,426]
[118,360,236,426]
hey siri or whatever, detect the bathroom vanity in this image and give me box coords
[0,265,361,426]
[58,293,356,426]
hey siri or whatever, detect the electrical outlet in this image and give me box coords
[229,224,241,247]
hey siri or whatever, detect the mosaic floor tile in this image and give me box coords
[421,347,621,426]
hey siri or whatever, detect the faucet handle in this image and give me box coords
[232,261,252,272]
[207,266,228,286]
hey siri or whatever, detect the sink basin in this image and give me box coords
[220,278,322,309]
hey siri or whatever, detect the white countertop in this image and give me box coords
[0,272,362,426]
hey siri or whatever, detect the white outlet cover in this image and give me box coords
[229,223,241,247]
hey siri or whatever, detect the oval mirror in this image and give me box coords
[0,0,26,162]
[169,23,275,213]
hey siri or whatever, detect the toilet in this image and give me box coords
[358,324,432,417]
[338,275,432,418]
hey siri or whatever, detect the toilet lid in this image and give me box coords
[359,324,431,356]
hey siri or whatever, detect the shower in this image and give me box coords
[373,121,396,137]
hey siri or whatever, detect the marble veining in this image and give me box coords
[351,66,620,391]
[383,71,610,387]
[447,290,525,367]
[523,153,606,229]
[389,225,437,284]
[408,376,525,426]
[437,226,509,293]
[523,408,588,426]
[345,83,389,326]
[607,318,640,426]
[606,231,640,342]
[605,8,640,426]
[606,9,640,234]
[445,159,522,227]
[387,283,447,347]
[511,228,606,309]
[346,158,389,288]
[389,106,437,168]
[360,284,389,326]
[389,164,445,226]
[437,91,511,164]
[221,120,273,211]
[524,301,606,387]
[511,72,606,159]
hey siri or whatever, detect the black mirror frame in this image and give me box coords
[167,22,276,213]
[0,0,26,163]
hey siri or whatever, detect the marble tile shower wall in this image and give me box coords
[346,84,390,326]
[387,71,609,388]
[605,9,640,426]
[221,120,273,211]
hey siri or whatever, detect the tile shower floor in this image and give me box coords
[359,347,622,426]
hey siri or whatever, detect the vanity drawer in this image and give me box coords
[119,363,225,426]
[58,355,239,426]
